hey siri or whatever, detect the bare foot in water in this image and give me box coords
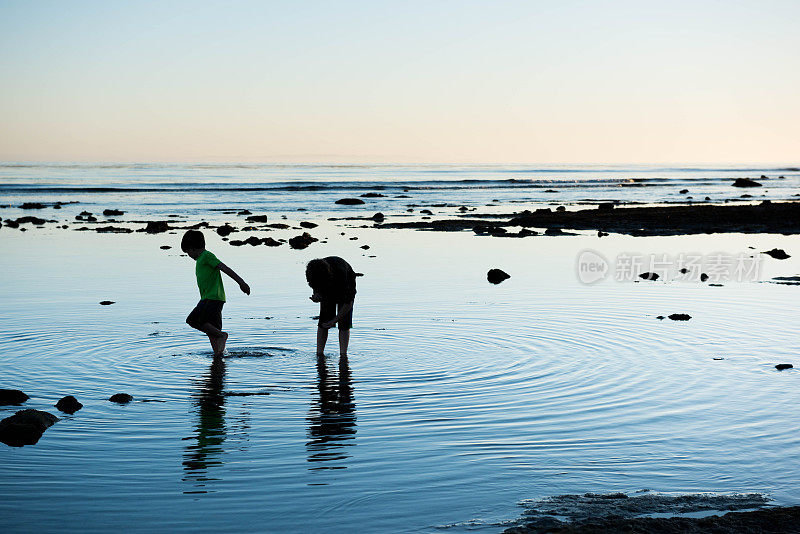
[215,331,228,355]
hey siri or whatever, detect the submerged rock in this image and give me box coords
[0,389,29,405]
[668,313,692,321]
[55,395,83,414]
[763,248,790,260]
[109,393,133,404]
[360,192,385,198]
[0,409,58,447]
[289,232,318,249]
[487,268,511,284]
[775,364,793,371]
[335,198,365,205]
[143,221,170,233]
[732,177,762,187]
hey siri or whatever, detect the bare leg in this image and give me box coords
[200,322,227,355]
[338,328,350,357]
[316,326,328,356]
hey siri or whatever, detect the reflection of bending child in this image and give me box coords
[181,230,250,355]
[306,256,356,357]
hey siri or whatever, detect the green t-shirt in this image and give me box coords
[195,250,226,302]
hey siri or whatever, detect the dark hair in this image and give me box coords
[181,230,205,252]
[306,258,332,290]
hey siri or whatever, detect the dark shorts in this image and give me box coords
[319,300,353,330]
[186,299,224,331]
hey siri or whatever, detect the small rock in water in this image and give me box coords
[102,209,124,216]
[19,202,45,209]
[0,389,29,405]
[597,230,608,237]
[299,221,318,229]
[360,192,385,198]
[679,189,689,194]
[639,272,659,281]
[0,409,58,447]
[598,202,615,211]
[763,248,790,260]
[775,364,793,371]
[732,177,762,188]
[99,300,115,305]
[713,357,725,360]
[360,245,370,250]
[487,268,510,284]
[371,212,385,222]
[246,215,269,223]
[109,393,133,404]
[335,198,365,205]
[160,245,171,250]
[668,313,692,321]
[143,221,170,233]
[656,316,665,320]
[237,209,252,215]
[216,224,236,237]
[544,227,564,235]
[55,395,83,414]
[288,232,318,250]
[700,273,709,282]
[420,209,433,215]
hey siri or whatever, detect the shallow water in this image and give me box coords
[2,219,799,532]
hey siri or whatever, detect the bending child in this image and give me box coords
[181,230,250,355]
[306,256,357,357]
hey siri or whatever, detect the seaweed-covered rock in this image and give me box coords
[487,268,511,284]
[109,393,133,404]
[0,389,29,405]
[55,395,83,414]
[732,178,762,187]
[0,409,58,447]
[335,198,365,205]
[289,232,318,250]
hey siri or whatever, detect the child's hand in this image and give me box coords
[239,281,251,295]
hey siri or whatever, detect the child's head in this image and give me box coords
[181,230,205,258]
[306,258,332,291]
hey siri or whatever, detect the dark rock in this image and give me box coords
[763,248,790,260]
[775,364,793,371]
[299,221,318,229]
[597,231,608,237]
[19,202,45,209]
[99,300,115,305]
[216,224,236,237]
[639,272,659,281]
[55,395,83,414]
[143,221,170,233]
[598,203,615,211]
[487,268,511,284]
[262,237,282,247]
[103,209,124,216]
[732,178,762,187]
[372,212,385,222]
[700,273,709,282]
[680,189,689,194]
[288,232,318,249]
[420,209,433,215]
[544,227,564,235]
[0,409,58,447]
[4,219,19,228]
[160,245,171,250]
[95,226,133,233]
[360,192,385,197]
[237,210,252,215]
[360,245,370,250]
[556,206,566,212]
[246,215,269,223]
[458,206,469,212]
[109,393,133,404]
[15,216,47,225]
[668,313,691,321]
[544,189,558,193]
[760,174,768,179]
[0,389,29,405]
[656,316,665,320]
[335,198,365,205]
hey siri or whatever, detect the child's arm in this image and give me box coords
[321,299,353,329]
[217,262,251,295]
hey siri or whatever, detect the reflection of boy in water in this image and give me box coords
[306,256,356,357]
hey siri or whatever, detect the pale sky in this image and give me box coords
[1,0,798,164]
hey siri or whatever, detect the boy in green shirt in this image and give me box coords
[181,230,250,355]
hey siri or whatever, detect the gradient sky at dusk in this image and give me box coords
[1,0,798,163]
